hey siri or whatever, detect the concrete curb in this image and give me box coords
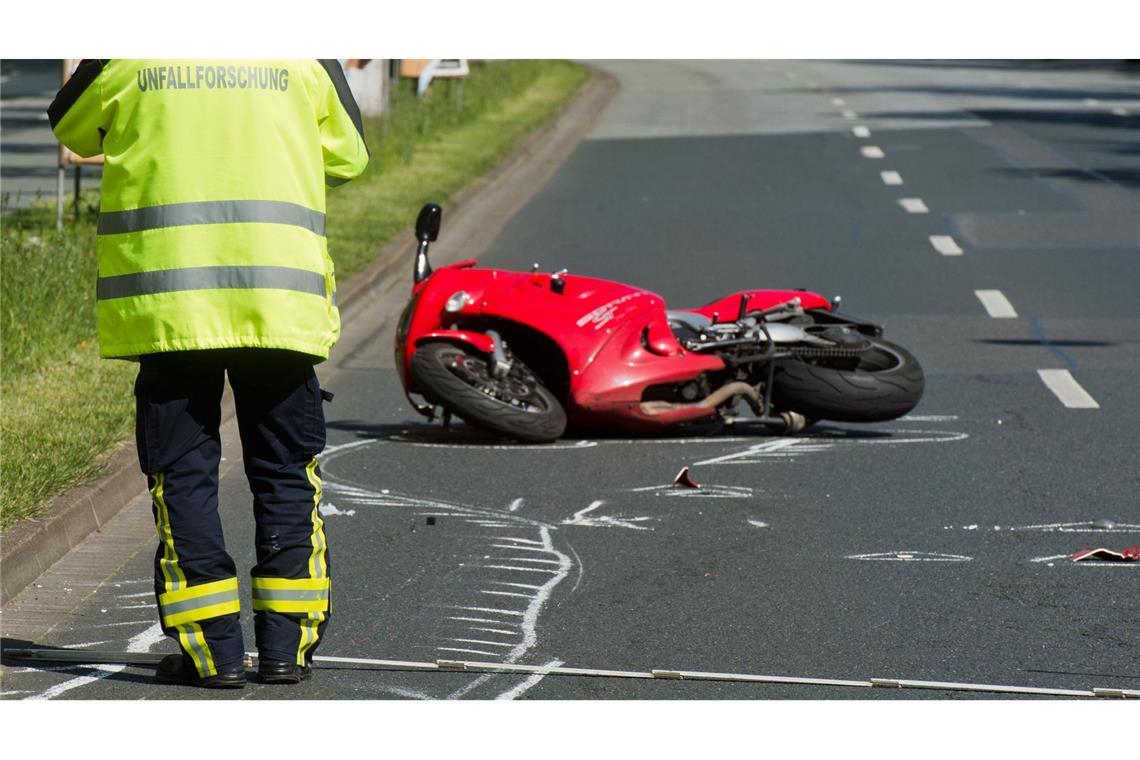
[0,65,618,607]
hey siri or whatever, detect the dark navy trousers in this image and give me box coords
[135,349,332,676]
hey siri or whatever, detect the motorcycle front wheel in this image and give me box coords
[410,342,567,442]
[771,338,924,423]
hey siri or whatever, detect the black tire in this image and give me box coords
[771,339,924,423]
[411,342,567,442]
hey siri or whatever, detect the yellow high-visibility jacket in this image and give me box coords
[49,59,369,361]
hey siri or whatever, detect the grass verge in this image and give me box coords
[0,60,588,531]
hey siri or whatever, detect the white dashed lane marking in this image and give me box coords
[831,97,846,106]
[1037,369,1100,409]
[974,289,1018,318]
[851,125,871,138]
[929,235,964,256]
[880,170,903,185]
[841,109,858,120]
[860,146,885,159]
[898,198,929,213]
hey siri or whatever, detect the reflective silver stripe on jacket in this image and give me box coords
[97,265,327,300]
[97,200,326,235]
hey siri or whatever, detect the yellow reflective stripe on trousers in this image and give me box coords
[151,474,217,676]
[251,577,330,614]
[151,474,186,593]
[159,577,241,627]
[300,457,329,665]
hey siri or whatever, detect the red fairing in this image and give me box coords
[571,310,724,430]
[689,290,830,320]
[398,266,728,429]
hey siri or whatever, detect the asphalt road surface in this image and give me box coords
[3,60,1138,701]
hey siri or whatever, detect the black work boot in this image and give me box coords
[155,654,246,688]
[258,658,313,684]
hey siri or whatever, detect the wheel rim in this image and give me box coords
[440,349,552,413]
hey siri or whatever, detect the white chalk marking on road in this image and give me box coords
[628,483,754,498]
[479,564,560,574]
[1083,98,1101,106]
[974,289,1018,318]
[880,170,903,185]
[448,526,572,700]
[470,626,519,636]
[1038,369,1100,409]
[901,414,958,421]
[694,438,800,466]
[507,498,523,512]
[1031,554,1072,563]
[375,685,432,700]
[496,659,565,701]
[392,436,597,451]
[28,622,165,700]
[490,557,561,565]
[319,438,377,458]
[493,536,544,546]
[443,605,525,617]
[115,603,156,610]
[831,97,846,106]
[847,551,973,562]
[562,500,654,530]
[115,591,155,599]
[491,543,553,553]
[1011,521,1140,533]
[448,616,507,625]
[480,590,532,599]
[860,146,885,159]
[747,520,770,529]
[1111,107,1129,116]
[841,109,858,120]
[492,581,544,591]
[599,436,754,445]
[852,125,871,138]
[929,235,964,256]
[85,620,156,629]
[447,638,514,649]
[62,640,113,649]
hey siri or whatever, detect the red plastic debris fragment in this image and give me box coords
[1071,546,1140,562]
[672,467,700,489]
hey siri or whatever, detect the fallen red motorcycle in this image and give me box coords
[395,204,924,442]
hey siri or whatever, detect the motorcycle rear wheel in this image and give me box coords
[411,342,567,442]
[771,339,924,423]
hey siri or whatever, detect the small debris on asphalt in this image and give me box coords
[426,516,436,526]
[672,467,700,489]
[1071,546,1140,562]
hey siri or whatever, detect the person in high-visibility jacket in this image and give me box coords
[49,59,369,688]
